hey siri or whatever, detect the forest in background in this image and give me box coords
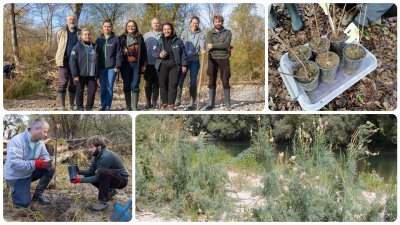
[3,3,264,101]
[3,114,132,222]
[136,114,396,221]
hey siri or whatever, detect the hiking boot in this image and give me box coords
[32,194,51,205]
[89,201,108,212]
[286,3,303,31]
[202,89,216,110]
[58,92,66,110]
[175,86,182,106]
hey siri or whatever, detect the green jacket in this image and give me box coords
[79,148,129,183]
[206,27,232,59]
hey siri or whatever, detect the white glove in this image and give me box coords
[344,22,360,43]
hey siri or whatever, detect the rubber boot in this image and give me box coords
[202,89,216,110]
[187,86,197,110]
[223,89,231,111]
[144,85,152,109]
[68,91,76,111]
[32,169,54,205]
[124,92,132,111]
[175,86,182,106]
[268,6,278,29]
[285,3,303,31]
[58,92,66,110]
[132,92,138,111]
[152,86,159,109]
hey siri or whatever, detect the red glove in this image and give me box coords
[34,158,48,169]
[72,177,81,184]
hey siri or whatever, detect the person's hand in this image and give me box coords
[207,44,213,50]
[141,66,146,73]
[160,50,167,59]
[113,68,119,73]
[74,77,79,82]
[35,158,48,169]
[71,177,81,184]
[182,67,187,73]
[201,50,206,55]
[123,48,128,55]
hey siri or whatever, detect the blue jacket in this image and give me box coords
[95,32,123,70]
[4,129,51,180]
[152,35,187,71]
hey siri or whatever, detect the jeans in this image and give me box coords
[121,61,140,93]
[6,168,54,208]
[178,60,200,88]
[99,69,117,109]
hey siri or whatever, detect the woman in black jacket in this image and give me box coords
[153,22,187,110]
[69,28,97,111]
[119,20,147,111]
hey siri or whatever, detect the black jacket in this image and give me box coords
[152,35,187,71]
[119,33,148,70]
[95,32,123,70]
[69,41,97,78]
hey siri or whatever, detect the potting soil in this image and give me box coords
[309,37,330,53]
[288,45,311,62]
[345,44,366,60]
[295,61,318,83]
[316,52,340,69]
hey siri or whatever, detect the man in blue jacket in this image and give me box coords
[4,119,54,208]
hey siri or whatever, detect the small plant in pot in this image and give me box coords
[327,4,349,59]
[316,51,340,83]
[288,45,312,64]
[343,43,366,75]
[343,5,368,75]
[293,60,320,92]
[309,36,330,57]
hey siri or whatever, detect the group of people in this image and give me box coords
[56,14,232,111]
[4,119,129,211]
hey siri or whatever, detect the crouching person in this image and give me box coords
[71,135,129,211]
[4,119,54,207]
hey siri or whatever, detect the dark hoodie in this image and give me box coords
[95,32,123,70]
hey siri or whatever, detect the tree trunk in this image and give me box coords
[70,3,83,27]
[10,3,21,66]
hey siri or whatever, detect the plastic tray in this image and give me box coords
[278,46,377,111]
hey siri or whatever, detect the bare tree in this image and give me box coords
[203,3,225,27]
[9,3,29,66]
[70,3,83,27]
[31,3,63,47]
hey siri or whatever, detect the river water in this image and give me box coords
[210,141,397,183]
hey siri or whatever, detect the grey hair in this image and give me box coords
[30,119,49,129]
[67,14,77,20]
[81,28,91,33]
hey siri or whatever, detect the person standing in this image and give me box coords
[119,20,147,111]
[153,22,187,111]
[70,28,98,111]
[143,18,161,109]
[204,15,232,110]
[176,16,206,110]
[55,14,81,110]
[4,119,54,208]
[71,135,129,211]
[96,19,122,111]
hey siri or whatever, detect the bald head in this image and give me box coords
[150,18,160,31]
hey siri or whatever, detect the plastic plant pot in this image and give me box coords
[343,43,367,75]
[288,45,312,67]
[309,37,330,59]
[68,165,79,181]
[294,60,320,92]
[328,30,348,60]
[316,51,340,83]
